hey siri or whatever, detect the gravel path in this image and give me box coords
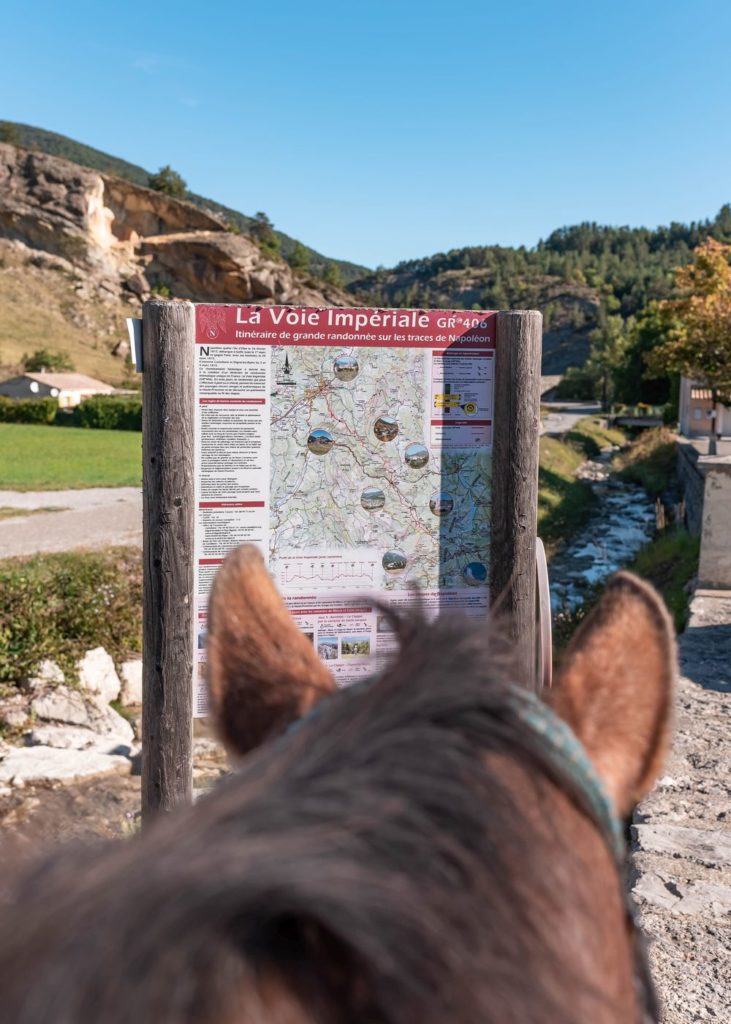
[632,593,731,1022]
[0,488,142,557]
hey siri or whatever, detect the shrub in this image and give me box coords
[72,395,142,431]
[23,348,74,372]
[148,165,187,197]
[554,367,598,401]
[0,548,142,684]
[0,396,58,424]
[614,427,677,497]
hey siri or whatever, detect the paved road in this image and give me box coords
[0,488,142,558]
[540,402,601,436]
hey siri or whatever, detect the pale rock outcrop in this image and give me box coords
[0,745,129,784]
[76,647,121,703]
[0,142,351,311]
[120,659,142,706]
[0,695,30,730]
[21,657,65,690]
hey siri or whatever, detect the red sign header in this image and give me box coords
[195,305,495,349]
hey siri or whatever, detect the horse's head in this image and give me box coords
[204,545,675,1022]
[0,545,675,1024]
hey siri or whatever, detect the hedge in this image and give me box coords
[0,396,58,424]
[72,395,142,431]
[0,548,142,685]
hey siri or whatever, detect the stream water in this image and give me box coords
[548,452,657,611]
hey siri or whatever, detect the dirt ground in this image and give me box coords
[0,772,141,847]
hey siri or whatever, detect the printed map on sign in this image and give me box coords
[192,306,495,714]
[268,344,492,592]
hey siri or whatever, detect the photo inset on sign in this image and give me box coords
[373,416,398,442]
[307,427,335,455]
[404,442,429,468]
[382,550,407,574]
[333,354,359,381]
[340,636,371,658]
[361,486,386,511]
[429,492,454,517]
[463,561,488,586]
[317,636,338,660]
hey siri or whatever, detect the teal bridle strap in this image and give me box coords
[507,687,625,861]
[287,680,624,862]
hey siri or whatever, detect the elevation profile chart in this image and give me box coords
[279,556,380,589]
[192,305,495,715]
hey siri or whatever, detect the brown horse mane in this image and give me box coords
[0,611,652,1024]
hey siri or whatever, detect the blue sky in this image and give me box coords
[4,1,730,268]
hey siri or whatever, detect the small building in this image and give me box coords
[0,372,114,409]
[678,377,730,438]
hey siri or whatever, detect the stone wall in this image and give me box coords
[698,461,731,589]
[676,441,705,536]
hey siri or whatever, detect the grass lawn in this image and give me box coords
[0,424,142,490]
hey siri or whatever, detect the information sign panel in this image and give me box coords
[192,305,496,715]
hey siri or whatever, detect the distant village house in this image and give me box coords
[0,372,114,409]
[678,377,730,438]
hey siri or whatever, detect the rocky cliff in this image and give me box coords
[0,144,349,379]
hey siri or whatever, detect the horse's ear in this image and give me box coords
[551,572,676,818]
[206,545,336,757]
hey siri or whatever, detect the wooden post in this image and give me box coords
[141,300,195,821]
[491,310,542,689]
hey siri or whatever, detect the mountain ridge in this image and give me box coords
[0,120,368,285]
[2,119,729,377]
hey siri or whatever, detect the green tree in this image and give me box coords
[148,165,188,197]
[23,348,75,372]
[585,308,630,410]
[0,122,20,146]
[613,303,677,407]
[250,212,280,255]
[648,239,731,401]
[323,261,344,288]
[289,241,310,272]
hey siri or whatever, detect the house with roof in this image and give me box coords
[0,372,114,409]
[678,377,730,438]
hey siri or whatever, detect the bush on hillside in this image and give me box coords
[0,549,142,685]
[72,395,142,431]
[23,348,75,372]
[614,428,677,497]
[0,396,58,424]
[553,367,598,401]
[148,165,187,197]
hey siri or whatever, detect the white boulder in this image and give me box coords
[21,658,65,690]
[0,746,129,785]
[0,695,30,729]
[77,647,121,703]
[120,660,143,706]
[32,687,89,726]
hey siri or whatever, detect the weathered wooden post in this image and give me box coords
[141,300,195,821]
[491,310,542,689]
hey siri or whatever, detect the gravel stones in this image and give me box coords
[631,594,731,1023]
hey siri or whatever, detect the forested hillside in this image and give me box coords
[350,207,731,374]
